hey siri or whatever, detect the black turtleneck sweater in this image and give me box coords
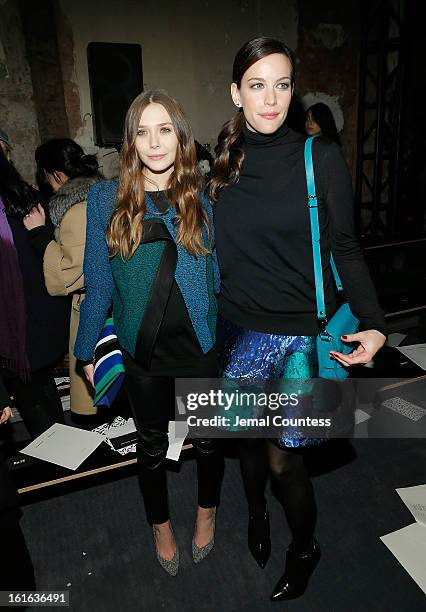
[214,124,386,336]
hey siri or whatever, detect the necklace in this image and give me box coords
[142,173,166,192]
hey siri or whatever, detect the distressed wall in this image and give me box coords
[55,0,298,176]
[3,0,361,181]
[19,0,69,142]
[296,0,360,174]
[0,0,40,181]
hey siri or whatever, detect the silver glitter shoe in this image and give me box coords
[192,507,216,563]
[153,526,179,576]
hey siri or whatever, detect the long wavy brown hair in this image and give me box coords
[108,89,208,259]
[208,37,295,202]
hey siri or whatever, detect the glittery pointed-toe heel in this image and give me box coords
[153,526,179,576]
[192,507,216,563]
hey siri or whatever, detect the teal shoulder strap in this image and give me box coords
[303,136,343,323]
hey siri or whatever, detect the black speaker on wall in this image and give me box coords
[87,42,143,147]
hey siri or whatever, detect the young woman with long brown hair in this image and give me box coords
[74,90,223,576]
[209,37,386,601]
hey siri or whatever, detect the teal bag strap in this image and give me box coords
[304,136,326,325]
[330,256,343,291]
[303,136,343,324]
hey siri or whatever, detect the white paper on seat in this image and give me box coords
[166,421,189,461]
[396,484,426,526]
[380,523,426,594]
[386,333,407,348]
[105,417,136,439]
[20,422,104,471]
[396,344,426,370]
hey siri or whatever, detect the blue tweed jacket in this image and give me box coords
[74,180,219,362]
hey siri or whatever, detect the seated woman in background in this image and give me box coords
[0,145,69,438]
[23,139,102,419]
[305,102,341,145]
[74,89,223,576]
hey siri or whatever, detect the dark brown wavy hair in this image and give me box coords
[208,37,295,202]
[108,89,208,259]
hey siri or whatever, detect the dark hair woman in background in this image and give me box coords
[305,102,341,146]
[23,138,102,419]
[209,37,386,602]
[0,146,69,438]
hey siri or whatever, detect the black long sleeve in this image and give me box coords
[214,124,386,336]
[317,140,386,333]
[28,225,55,257]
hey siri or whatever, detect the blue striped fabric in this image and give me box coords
[93,317,125,408]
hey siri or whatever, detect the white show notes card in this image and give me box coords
[381,523,426,594]
[166,421,189,461]
[20,423,104,471]
[396,344,426,370]
[396,484,426,526]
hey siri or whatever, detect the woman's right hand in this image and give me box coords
[83,363,95,388]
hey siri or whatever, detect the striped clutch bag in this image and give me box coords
[93,316,125,408]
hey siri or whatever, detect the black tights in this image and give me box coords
[238,438,269,516]
[238,438,316,553]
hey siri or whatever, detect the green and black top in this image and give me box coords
[136,191,217,376]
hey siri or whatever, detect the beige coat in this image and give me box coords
[43,201,96,415]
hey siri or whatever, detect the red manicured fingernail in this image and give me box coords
[342,335,347,339]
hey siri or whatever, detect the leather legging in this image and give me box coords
[123,353,224,524]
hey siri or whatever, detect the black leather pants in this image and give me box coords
[123,353,224,524]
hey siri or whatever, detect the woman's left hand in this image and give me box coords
[330,329,386,367]
[23,204,46,230]
[0,407,12,425]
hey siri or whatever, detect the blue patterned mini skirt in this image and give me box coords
[216,315,327,449]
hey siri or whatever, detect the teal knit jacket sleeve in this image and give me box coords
[74,181,116,362]
[201,192,221,295]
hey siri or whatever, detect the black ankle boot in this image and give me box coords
[270,539,321,601]
[248,506,271,568]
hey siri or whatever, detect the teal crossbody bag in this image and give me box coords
[304,136,359,379]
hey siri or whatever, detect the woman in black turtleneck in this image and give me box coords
[208,38,386,603]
